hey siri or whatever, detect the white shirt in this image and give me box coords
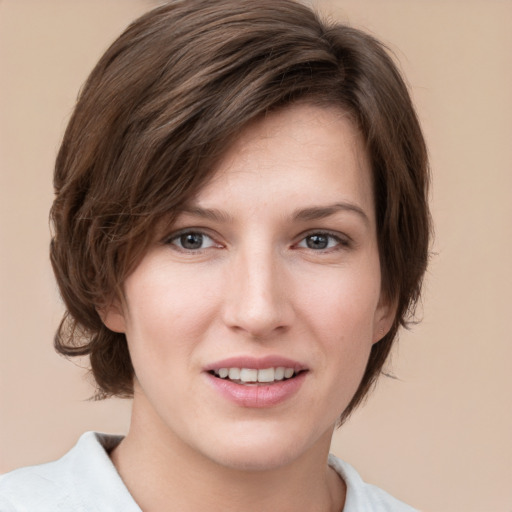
[0,432,417,511]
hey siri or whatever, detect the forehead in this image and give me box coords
[222,103,365,164]
[187,103,374,219]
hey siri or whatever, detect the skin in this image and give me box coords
[104,103,395,512]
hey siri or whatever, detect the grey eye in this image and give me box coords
[179,233,204,250]
[296,232,347,251]
[170,231,216,250]
[304,234,330,250]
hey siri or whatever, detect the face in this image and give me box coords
[105,103,394,471]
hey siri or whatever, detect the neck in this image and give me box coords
[110,396,345,512]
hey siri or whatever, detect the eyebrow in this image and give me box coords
[292,203,370,226]
[178,202,370,226]
[177,206,233,223]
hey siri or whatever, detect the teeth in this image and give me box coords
[228,368,240,380]
[284,368,294,379]
[213,367,297,383]
[240,368,258,382]
[274,367,285,380]
[257,368,274,383]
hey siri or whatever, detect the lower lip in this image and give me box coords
[205,372,307,408]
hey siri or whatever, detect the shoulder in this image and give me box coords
[0,462,77,511]
[0,432,138,512]
[328,454,418,512]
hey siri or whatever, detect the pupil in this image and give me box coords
[307,234,328,249]
[181,233,203,249]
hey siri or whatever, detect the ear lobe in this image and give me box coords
[97,302,126,333]
[372,294,397,344]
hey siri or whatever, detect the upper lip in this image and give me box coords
[204,355,307,373]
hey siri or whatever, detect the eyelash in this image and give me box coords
[165,229,220,252]
[164,229,350,253]
[295,231,350,252]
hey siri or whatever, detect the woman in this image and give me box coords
[0,0,430,510]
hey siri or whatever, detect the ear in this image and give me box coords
[372,293,397,344]
[97,300,127,333]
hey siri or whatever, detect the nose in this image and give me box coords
[222,246,293,339]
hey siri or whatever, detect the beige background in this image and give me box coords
[1,1,511,510]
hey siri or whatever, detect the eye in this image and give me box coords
[296,232,346,251]
[168,231,218,251]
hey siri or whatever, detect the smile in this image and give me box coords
[205,356,308,405]
[211,367,297,384]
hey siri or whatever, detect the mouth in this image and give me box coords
[209,366,304,385]
[205,357,308,407]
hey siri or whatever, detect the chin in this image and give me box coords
[197,421,333,472]
[208,444,302,472]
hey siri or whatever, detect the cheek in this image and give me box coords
[122,266,219,370]
[296,264,381,378]
[300,266,381,338]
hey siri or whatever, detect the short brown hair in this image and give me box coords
[51,0,430,421]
